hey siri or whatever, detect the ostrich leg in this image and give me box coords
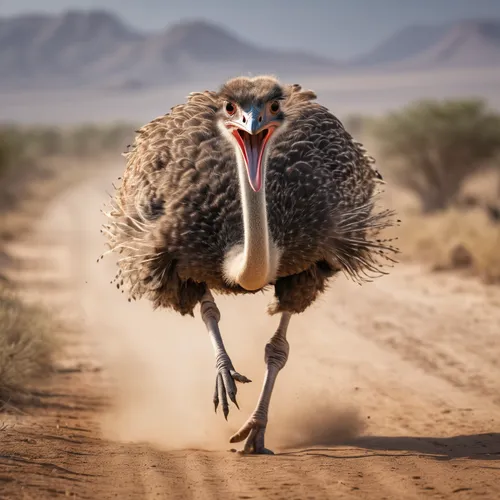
[230,312,291,454]
[200,291,251,419]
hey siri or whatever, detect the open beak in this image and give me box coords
[228,113,276,192]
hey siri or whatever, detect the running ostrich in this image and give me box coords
[102,75,397,454]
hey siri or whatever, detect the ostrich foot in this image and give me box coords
[228,312,292,455]
[200,290,252,420]
[214,359,251,419]
[229,416,274,454]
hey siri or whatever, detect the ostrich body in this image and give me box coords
[104,76,396,454]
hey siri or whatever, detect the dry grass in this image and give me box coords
[0,286,57,406]
[393,208,500,284]
[0,123,134,409]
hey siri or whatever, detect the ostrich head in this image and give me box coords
[217,76,286,192]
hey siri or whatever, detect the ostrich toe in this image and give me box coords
[229,416,273,454]
[214,364,251,419]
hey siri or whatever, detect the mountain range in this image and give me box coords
[352,19,500,69]
[0,10,499,91]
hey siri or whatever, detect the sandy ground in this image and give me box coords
[1,165,500,499]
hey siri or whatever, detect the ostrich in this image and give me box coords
[102,75,397,454]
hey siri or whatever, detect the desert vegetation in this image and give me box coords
[372,99,500,213]
[0,286,56,407]
[0,122,135,407]
[364,98,500,283]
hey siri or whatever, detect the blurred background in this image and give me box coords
[1,0,500,428]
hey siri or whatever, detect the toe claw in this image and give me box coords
[230,371,252,384]
[228,391,240,410]
[214,367,249,419]
[213,386,219,413]
[218,373,229,420]
[227,390,237,406]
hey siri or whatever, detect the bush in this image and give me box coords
[372,99,500,213]
[0,126,28,176]
[0,287,57,405]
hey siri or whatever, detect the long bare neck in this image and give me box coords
[235,157,271,291]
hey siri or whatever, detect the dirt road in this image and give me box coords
[1,165,500,499]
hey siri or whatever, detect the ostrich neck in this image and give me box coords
[236,157,270,291]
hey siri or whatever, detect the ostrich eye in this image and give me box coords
[269,101,280,114]
[225,102,236,116]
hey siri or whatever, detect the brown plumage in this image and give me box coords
[101,75,398,454]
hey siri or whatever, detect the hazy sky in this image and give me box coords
[1,0,500,59]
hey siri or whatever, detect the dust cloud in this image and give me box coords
[272,404,365,450]
[93,277,364,452]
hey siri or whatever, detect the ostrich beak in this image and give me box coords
[228,109,277,192]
